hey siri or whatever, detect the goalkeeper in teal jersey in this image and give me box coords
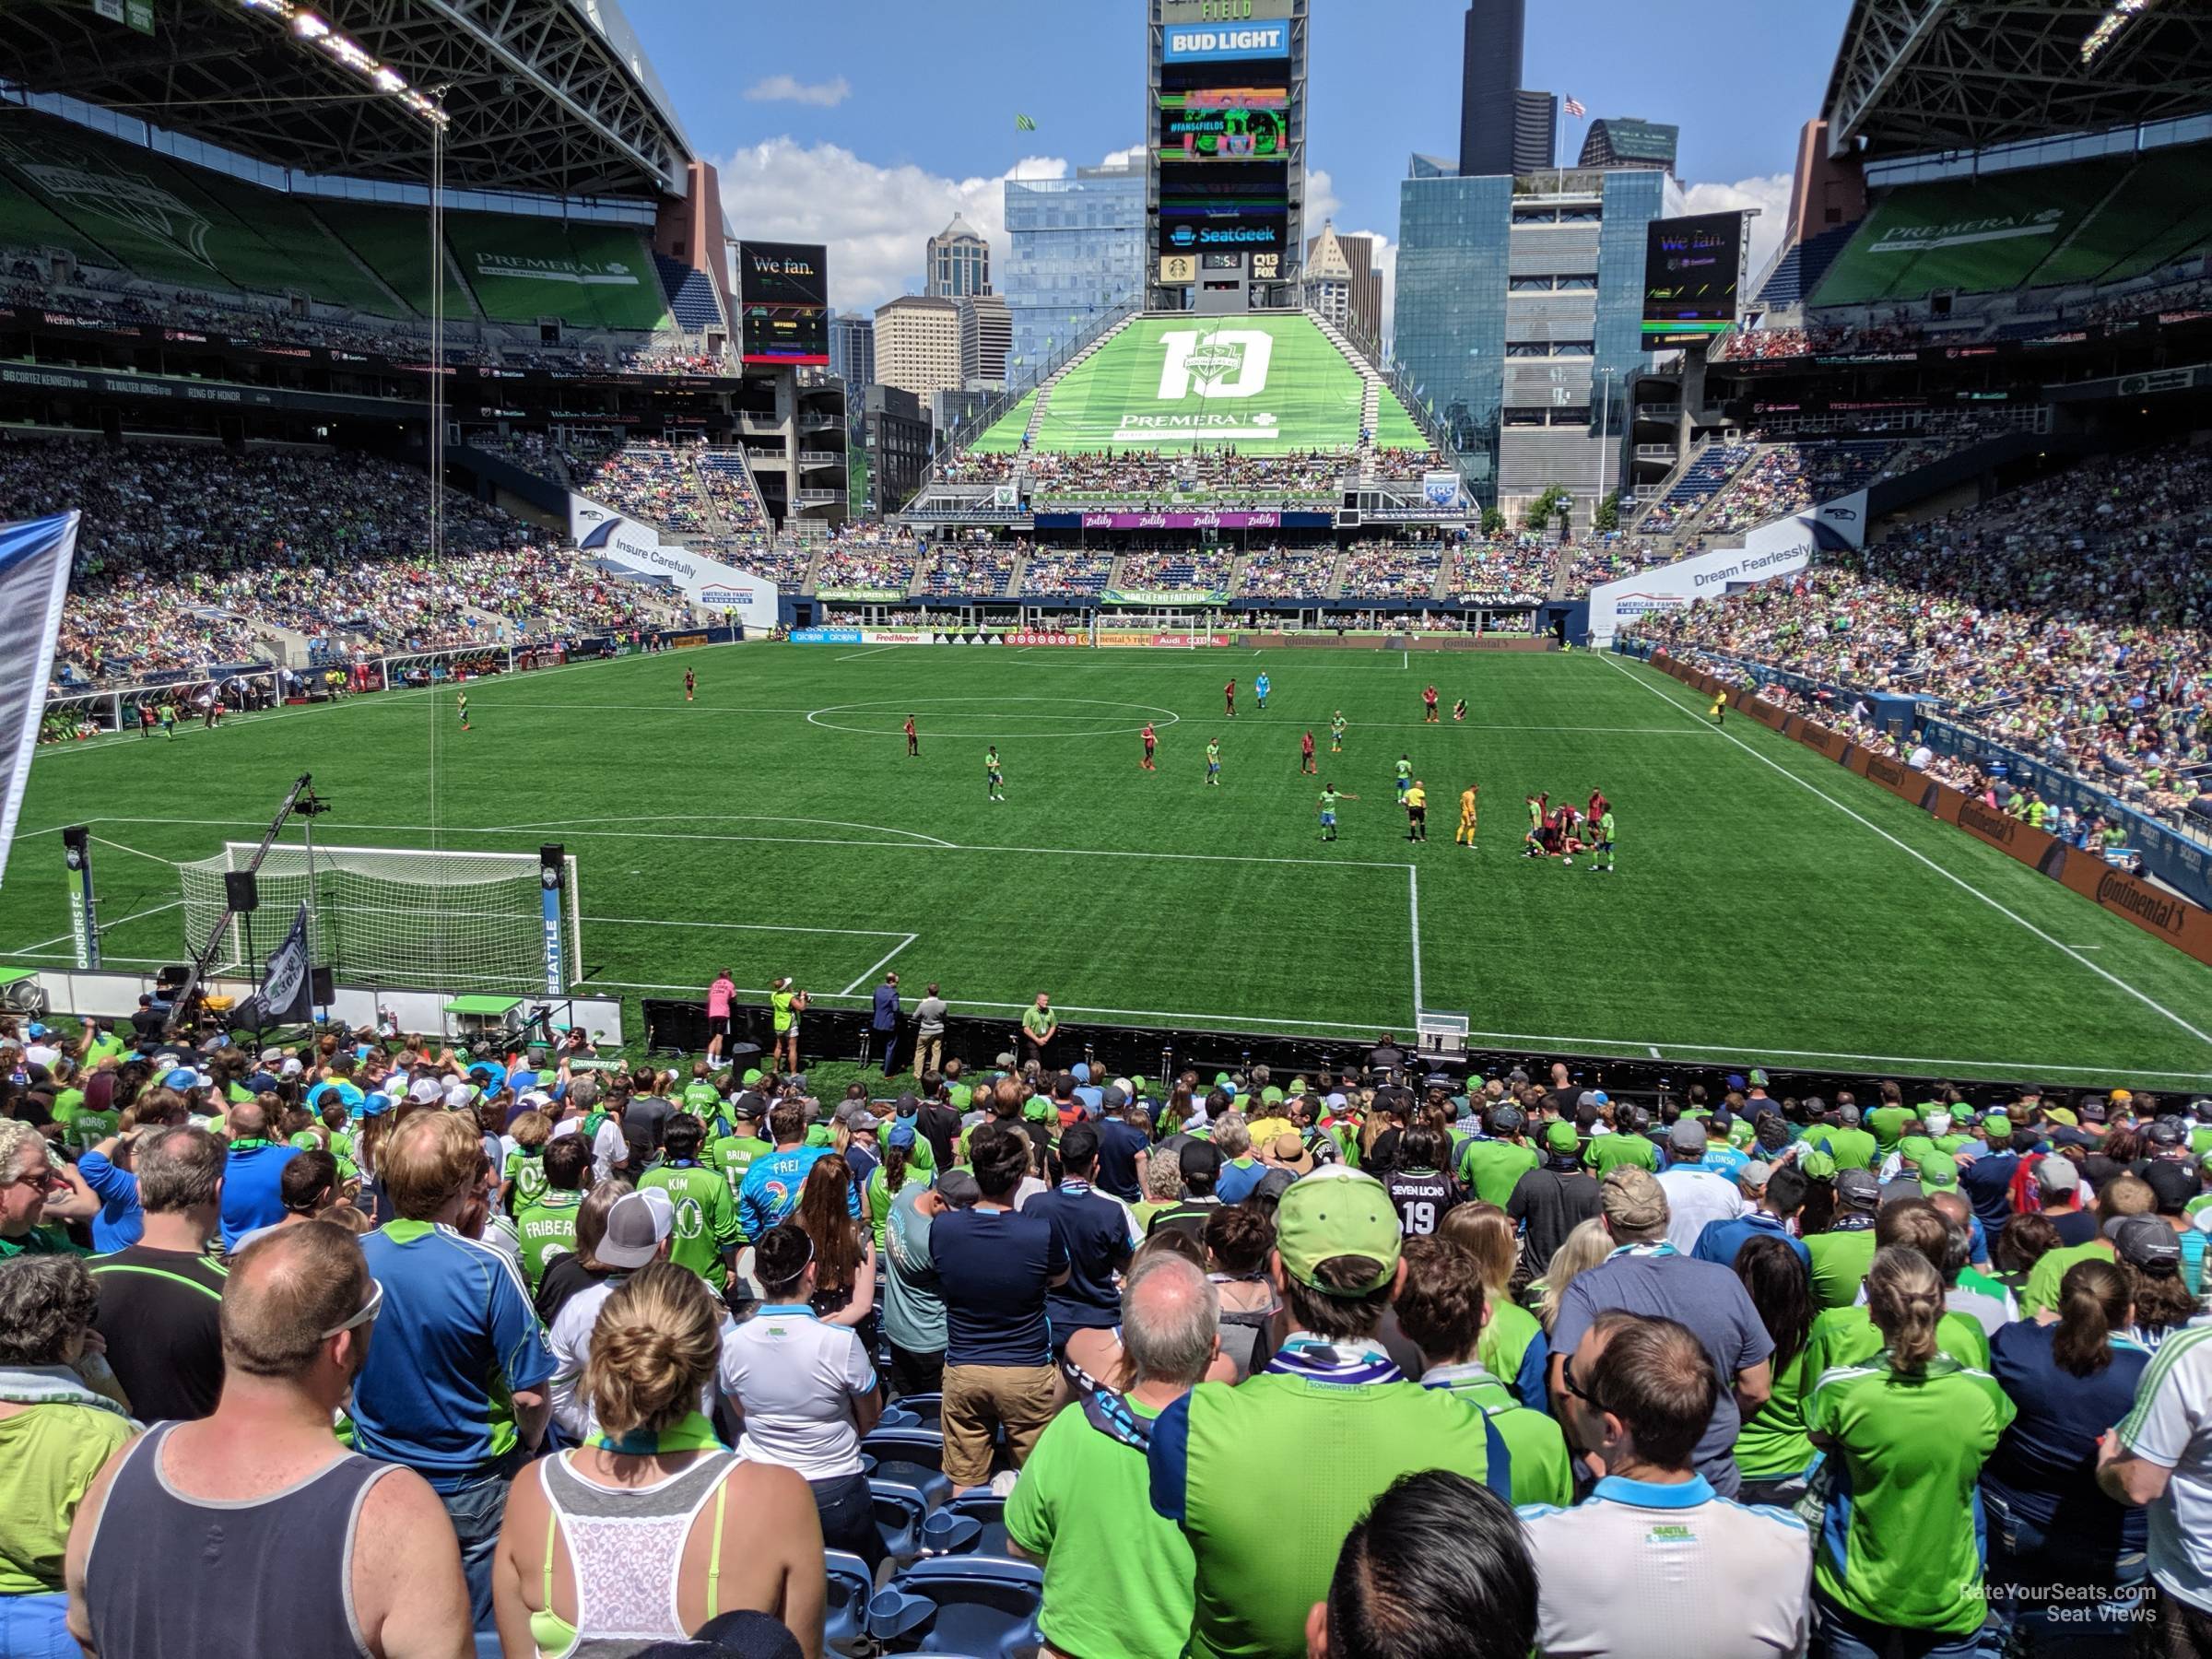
[1588,807,1616,872]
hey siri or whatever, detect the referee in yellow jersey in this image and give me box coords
[1405,779,1429,841]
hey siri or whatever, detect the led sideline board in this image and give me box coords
[1641,212,1744,347]
[737,241,830,365]
[1157,87,1288,162]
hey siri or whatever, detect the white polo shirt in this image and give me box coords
[718,1303,877,1480]
[1519,1474,1811,1658]
[2119,1324,2212,1610]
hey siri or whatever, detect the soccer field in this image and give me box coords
[6,641,2212,1087]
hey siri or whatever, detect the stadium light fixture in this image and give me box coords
[2080,0,2162,65]
[235,0,448,126]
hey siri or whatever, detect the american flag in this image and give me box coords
[1564,95,1587,117]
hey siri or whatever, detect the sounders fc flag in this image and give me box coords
[0,512,79,890]
[242,904,314,1027]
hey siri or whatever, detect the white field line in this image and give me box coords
[1407,865,1424,1018]
[841,934,920,996]
[581,915,909,938]
[833,645,900,662]
[11,898,182,955]
[1602,653,2212,1053]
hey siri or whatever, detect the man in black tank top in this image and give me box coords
[65,1223,471,1659]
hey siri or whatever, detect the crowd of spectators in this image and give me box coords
[1338,541,1444,600]
[12,1006,2212,1658]
[1449,535,1558,603]
[696,451,769,534]
[922,545,1018,598]
[1632,442,2212,835]
[1117,549,1235,592]
[584,442,714,534]
[1022,445,1353,503]
[1702,441,1899,535]
[1019,550,1117,594]
[1238,547,1340,598]
[812,530,922,594]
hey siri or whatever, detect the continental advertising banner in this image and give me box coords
[1649,652,2212,967]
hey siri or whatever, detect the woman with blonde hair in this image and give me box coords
[1533,1218,1610,1335]
[1436,1202,1547,1411]
[1132,1145,1184,1235]
[1806,1246,2015,1658]
[493,1263,826,1658]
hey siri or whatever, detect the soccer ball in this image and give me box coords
[1563,858,1573,867]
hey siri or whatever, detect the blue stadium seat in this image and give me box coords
[891,1393,943,1430]
[823,1550,878,1657]
[653,253,725,331]
[861,1428,951,1509]
[866,1557,1044,1658]
[874,1478,935,1564]
[921,1491,1010,1559]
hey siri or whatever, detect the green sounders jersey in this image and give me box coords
[1585,1133,1658,1176]
[681,1080,724,1116]
[1456,1137,1538,1207]
[1806,1354,2014,1635]
[503,1147,550,1209]
[1420,1363,1573,1508]
[1150,1368,1508,1659]
[1734,1339,1818,1481]
[1806,1226,1879,1311]
[638,1160,739,1283]
[712,1134,771,1191]
[513,1189,584,1288]
[1865,1105,1912,1152]
[1005,1398,1195,1659]
[1395,759,1412,784]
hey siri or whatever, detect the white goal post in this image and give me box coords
[180,843,583,994]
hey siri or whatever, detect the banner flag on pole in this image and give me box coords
[0,512,79,890]
[241,903,314,1027]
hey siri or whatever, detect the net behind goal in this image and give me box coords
[179,844,582,994]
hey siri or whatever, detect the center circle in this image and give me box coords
[806,697,1184,742]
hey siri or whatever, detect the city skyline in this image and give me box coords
[623,0,1851,329]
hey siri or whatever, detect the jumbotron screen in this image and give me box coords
[1157,87,1288,163]
[1159,159,1289,253]
[737,241,830,365]
[1640,213,1744,347]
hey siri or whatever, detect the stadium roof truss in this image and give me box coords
[0,0,695,199]
[1824,0,2212,159]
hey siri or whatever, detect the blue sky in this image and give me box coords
[621,0,1853,321]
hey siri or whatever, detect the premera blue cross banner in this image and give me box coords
[0,512,76,888]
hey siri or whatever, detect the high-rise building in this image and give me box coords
[925,214,993,298]
[872,294,964,398]
[956,293,1012,388]
[1578,117,1679,172]
[1302,222,1382,344]
[1003,162,1146,387]
[1458,0,1525,177]
[1396,159,1680,512]
[828,312,875,388]
[1513,89,1558,172]
[861,384,932,513]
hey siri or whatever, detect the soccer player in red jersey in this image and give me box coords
[1423,684,1440,723]
[1140,723,1158,770]
[1300,729,1316,774]
[684,667,696,703]
[1224,679,1237,718]
[1588,786,1608,823]
[905,714,920,758]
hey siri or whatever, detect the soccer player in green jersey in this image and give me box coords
[986,745,1006,801]
[1330,711,1346,753]
[1206,738,1222,785]
[637,1116,740,1289]
[1589,807,1615,872]
[1317,785,1358,841]
[457,689,470,732]
[1394,754,1413,801]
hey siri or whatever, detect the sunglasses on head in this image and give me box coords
[319,1277,383,1341]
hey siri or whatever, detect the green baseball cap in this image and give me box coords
[1262,1086,1285,1106]
[742,1069,762,1086]
[1983,1113,2012,1137]
[1274,1169,1402,1294]
[1288,1078,1308,1096]
[1914,1151,1960,1190]
[1545,1121,1580,1155]
[1796,1150,1838,1181]
[1024,1097,1056,1124]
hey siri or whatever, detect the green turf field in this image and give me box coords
[6,642,2212,1087]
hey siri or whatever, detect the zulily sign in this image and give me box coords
[1163,22,1289,60]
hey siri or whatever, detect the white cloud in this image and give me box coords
[1679,172,1795,289]
[713,139,1128,315]
[742,75,852,108]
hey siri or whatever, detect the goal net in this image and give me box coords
[179,843,582,994]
